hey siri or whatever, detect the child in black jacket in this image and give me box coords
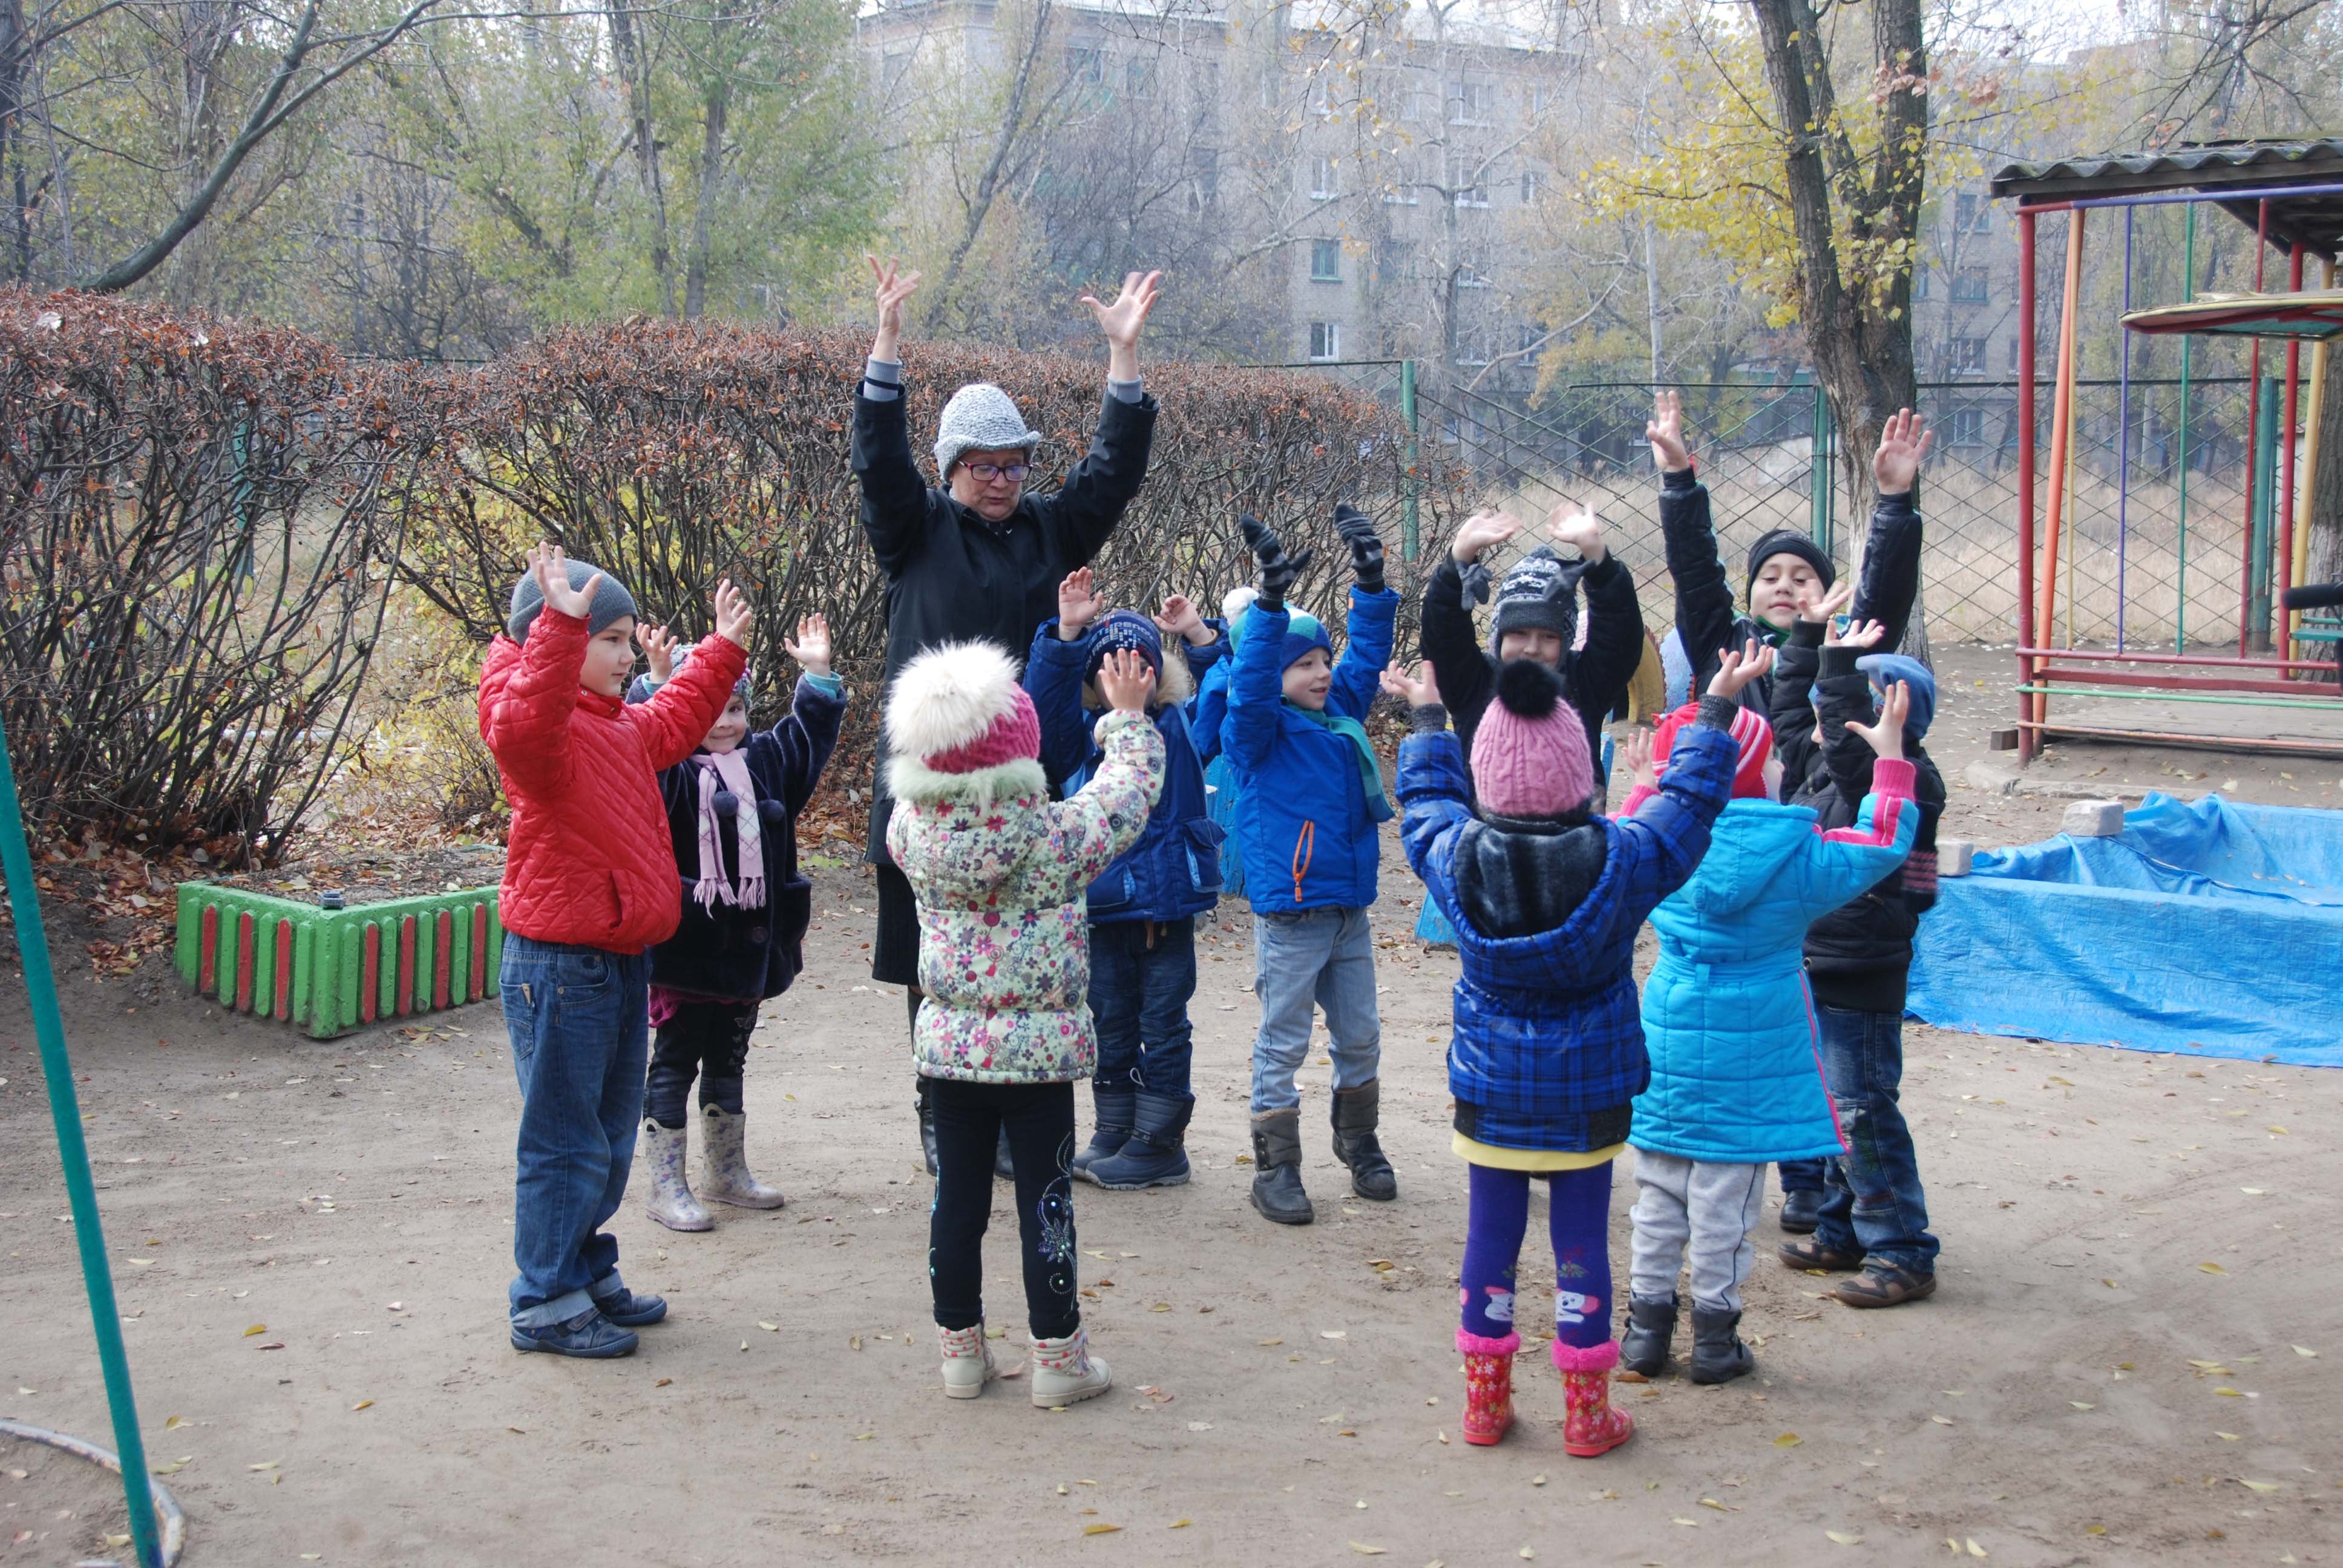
[628,615,847,1230]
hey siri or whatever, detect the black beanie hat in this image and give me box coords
[1744,530,1836,603]
[1489,546,1585,653]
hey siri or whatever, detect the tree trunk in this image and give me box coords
[1,0,25,281]
[683,76,727,320]
[606,1,675,319]
[932,0,1055,325]
[2308,338,2343,593]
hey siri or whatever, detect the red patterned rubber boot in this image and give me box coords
[1555,1339,1635,1457]
[1458,1330,1519,1446]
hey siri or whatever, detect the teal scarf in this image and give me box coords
[1292,704,1394,824]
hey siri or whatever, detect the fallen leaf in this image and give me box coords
[758,1321,779,1332]
[2215,1387,2243,1397]
[1321,1330,1348,1339]
[850,1335,863,1350]
[2198,1262,2227,1275]
[1187,1422,1213,1432]
[2086,1525,2106,1536]
[1530,1474,1547,1487]
[1774,1432,1803,1448]
[1699,1498,1728,1512]
[1348,1546,1388,1557]
[242,1324,267,1337]
[249,1461,280,1471]
[2216,1432,2241,1440]
[255,1342,284,1351]
[654,1379,672,1388]
[2240,1480,2281,1494]
[350,1400,372,1412]
[1931,1414,1955,1425]
[1671,1517,1700,1527]
[150,1459,191,1476]
[1826,1530,1863,1546]
[2071,1402,2094,1410]
[1169,1520,1190,1529]
[1259,1338,1284,1347]
[165,1416,188,1430]
[1967,1540,1988,1559]
[1082,1524,1121,1536]
[2293,1345,2319,1358]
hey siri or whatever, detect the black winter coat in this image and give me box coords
[647,675,847,1001]
[1769,625,1945,1012]
[852,385,1158,864]
[1417,552,1644,770]
[1659,469,1922,715]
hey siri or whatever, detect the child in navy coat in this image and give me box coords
[628,615,846,1230]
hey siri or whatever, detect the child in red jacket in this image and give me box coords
[479,542,752,1359]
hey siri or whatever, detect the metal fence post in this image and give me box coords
[1400,359,1420,561]
[0,713,164,1568]
[2252,374,2279,648]
[1809,385,1835,558]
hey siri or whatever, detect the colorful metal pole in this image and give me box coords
[2177,203,2197,655]
[2017,207,2040,760]
[2252,375,2279,646]
[2280,240,2307,658]
[2241,199,2270,655]
[2040,208,2086,724]
[2295,253,2336,656]
[0,714,164,1567]
[2116,207,2137,650]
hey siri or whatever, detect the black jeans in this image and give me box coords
[926,1077,1080,1339]
[644,998,758,1128]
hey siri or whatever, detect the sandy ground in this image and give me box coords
[4,658,2343,1566]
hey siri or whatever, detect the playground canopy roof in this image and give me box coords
[1990,137,2343,254]
[2120,289,2343,342]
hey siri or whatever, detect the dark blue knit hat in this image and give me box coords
[1856,653,1935,739]
[1084,610,1164,682]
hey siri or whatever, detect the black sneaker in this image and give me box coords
[1779,1189,1824,1234]
[594,1287,668,1328]
[511,1308,638,1358]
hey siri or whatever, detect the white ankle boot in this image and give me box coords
[700,1108,785,1209]
[938,1322,998,1399]
[641,1119,712,1232]
[1029,1326,1111,1408]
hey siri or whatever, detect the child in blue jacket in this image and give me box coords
[628,615,847,1232]
[1026,572,1228,1189]
[1225,508,1398,1226]
[1620,671,1919,1385]
[1391,647,1754,1455]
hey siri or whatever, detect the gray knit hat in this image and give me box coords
[932,382,1042,477]
[507,558,639,643]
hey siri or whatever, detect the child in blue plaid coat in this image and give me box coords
[1390,647,1758,1454]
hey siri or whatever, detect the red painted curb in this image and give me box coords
[274,919,293,1018]
[396,915,416,1018]
[433,910,453,1010]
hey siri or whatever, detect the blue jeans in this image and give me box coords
[500,933,652,1328]
[1248,906,1380,1113]
[1777,1158,1829,1194]
[1811,1004,1939,1273]
[1089,917,1198,1102]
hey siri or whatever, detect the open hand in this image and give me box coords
[1547,503,1606,564]
[1647,390,1693,474]
[528,541,601,622]
[1152,593,1207,644]
[1450,508,1522,566]
[1846,679,1910,760]
[1802,580,1855,626]
[1081,270,1162,351]
[1057,566,1105,640]
[868,255,922,357]
[1706,638,1777,700]
[1378,659,1443,710]
[1872,408,1932,494]
[712,579,753,650]
[1096,648,1156,713]
[1625,726,1657,792]
[783,613,831,676]
[639,622,678,683]
[1828,616,1888,651]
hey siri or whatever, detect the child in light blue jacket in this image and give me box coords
[1619,672,1918,1386]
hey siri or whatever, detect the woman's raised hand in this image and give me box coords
[867,255,922,361]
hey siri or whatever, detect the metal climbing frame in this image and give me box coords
[1996,140,2343,761]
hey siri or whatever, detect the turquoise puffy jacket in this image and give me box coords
[1630,761,1919,1164]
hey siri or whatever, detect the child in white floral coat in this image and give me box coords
[885,638,1164,1408]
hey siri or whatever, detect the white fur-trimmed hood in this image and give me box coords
[884,639,1025,764]
[887,754,1048,808]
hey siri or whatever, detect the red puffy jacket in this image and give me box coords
[478,608,747,952]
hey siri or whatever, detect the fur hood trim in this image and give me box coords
[888,754,1049,808]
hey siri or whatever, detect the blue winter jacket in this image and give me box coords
[1223,586,1399,914]
[1026,621,1227,924]
[1630,760,1921,1164]
[1399,706,1737,1151]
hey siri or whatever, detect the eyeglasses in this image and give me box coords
[965,461,1031,484]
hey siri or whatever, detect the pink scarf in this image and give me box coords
[690,750,765,912]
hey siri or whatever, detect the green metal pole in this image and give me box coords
[0,716,163,1568]
[1809,387,1837,560]
[2252,374,2279,647]
[2177,203,2197,655]
[1399,359,1420,563]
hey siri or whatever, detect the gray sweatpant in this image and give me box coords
[1628,1151,1770,1315]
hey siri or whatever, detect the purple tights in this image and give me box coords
[1459,1160,1614,1349]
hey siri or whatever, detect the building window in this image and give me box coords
[1307,76,1332,117]
[1949,408,1987,448]
[1375,239,1414,286]
[1311,156,1339,200]
[1450,157,1489,208]
[1457,253,1490,288]
[1529,81,1550,114]
[1449,79,1496,125]
[1065,45,1103,83]
[1946,336,1988,374]
[1126,56,1158,98]
[1309,321,1342,361]
[1311,239,1342,282]
[2007,335,2021,373]
[1955,192,1991,234]
[1518,322,1544,354]
[1951,267,1990,304]
[1519,169,1542,204]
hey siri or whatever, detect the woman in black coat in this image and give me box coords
[852,256,1163,1172]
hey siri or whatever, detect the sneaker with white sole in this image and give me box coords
[939,1322,997,1399]
[1029,1327,1111,1408]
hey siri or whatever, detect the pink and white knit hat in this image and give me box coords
[884,640,1040,775]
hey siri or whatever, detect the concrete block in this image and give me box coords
[1938,839,1976,877]
[2060,798,2126,837]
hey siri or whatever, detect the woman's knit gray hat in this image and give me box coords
[932,382,1042,476]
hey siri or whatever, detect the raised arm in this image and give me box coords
[1651,394,1738,697]
[1035,661,1166,898]
[1768,580,1849,792]
[1848,408,1932,652]
[634,585,753,769]
[1328,509,1398,719]
[1421,508,1516,736]
[853,256,931,576]
[1794,682,1920,917]
[746,615,848,814]
[1386,663,1472,887]
[1552,505,1644,729]
[1037,272,1164,568]
[1023,607,1098,794]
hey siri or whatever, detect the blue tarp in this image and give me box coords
[1907,793,2343,1066]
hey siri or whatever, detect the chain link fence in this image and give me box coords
[1290,363,2264,653]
